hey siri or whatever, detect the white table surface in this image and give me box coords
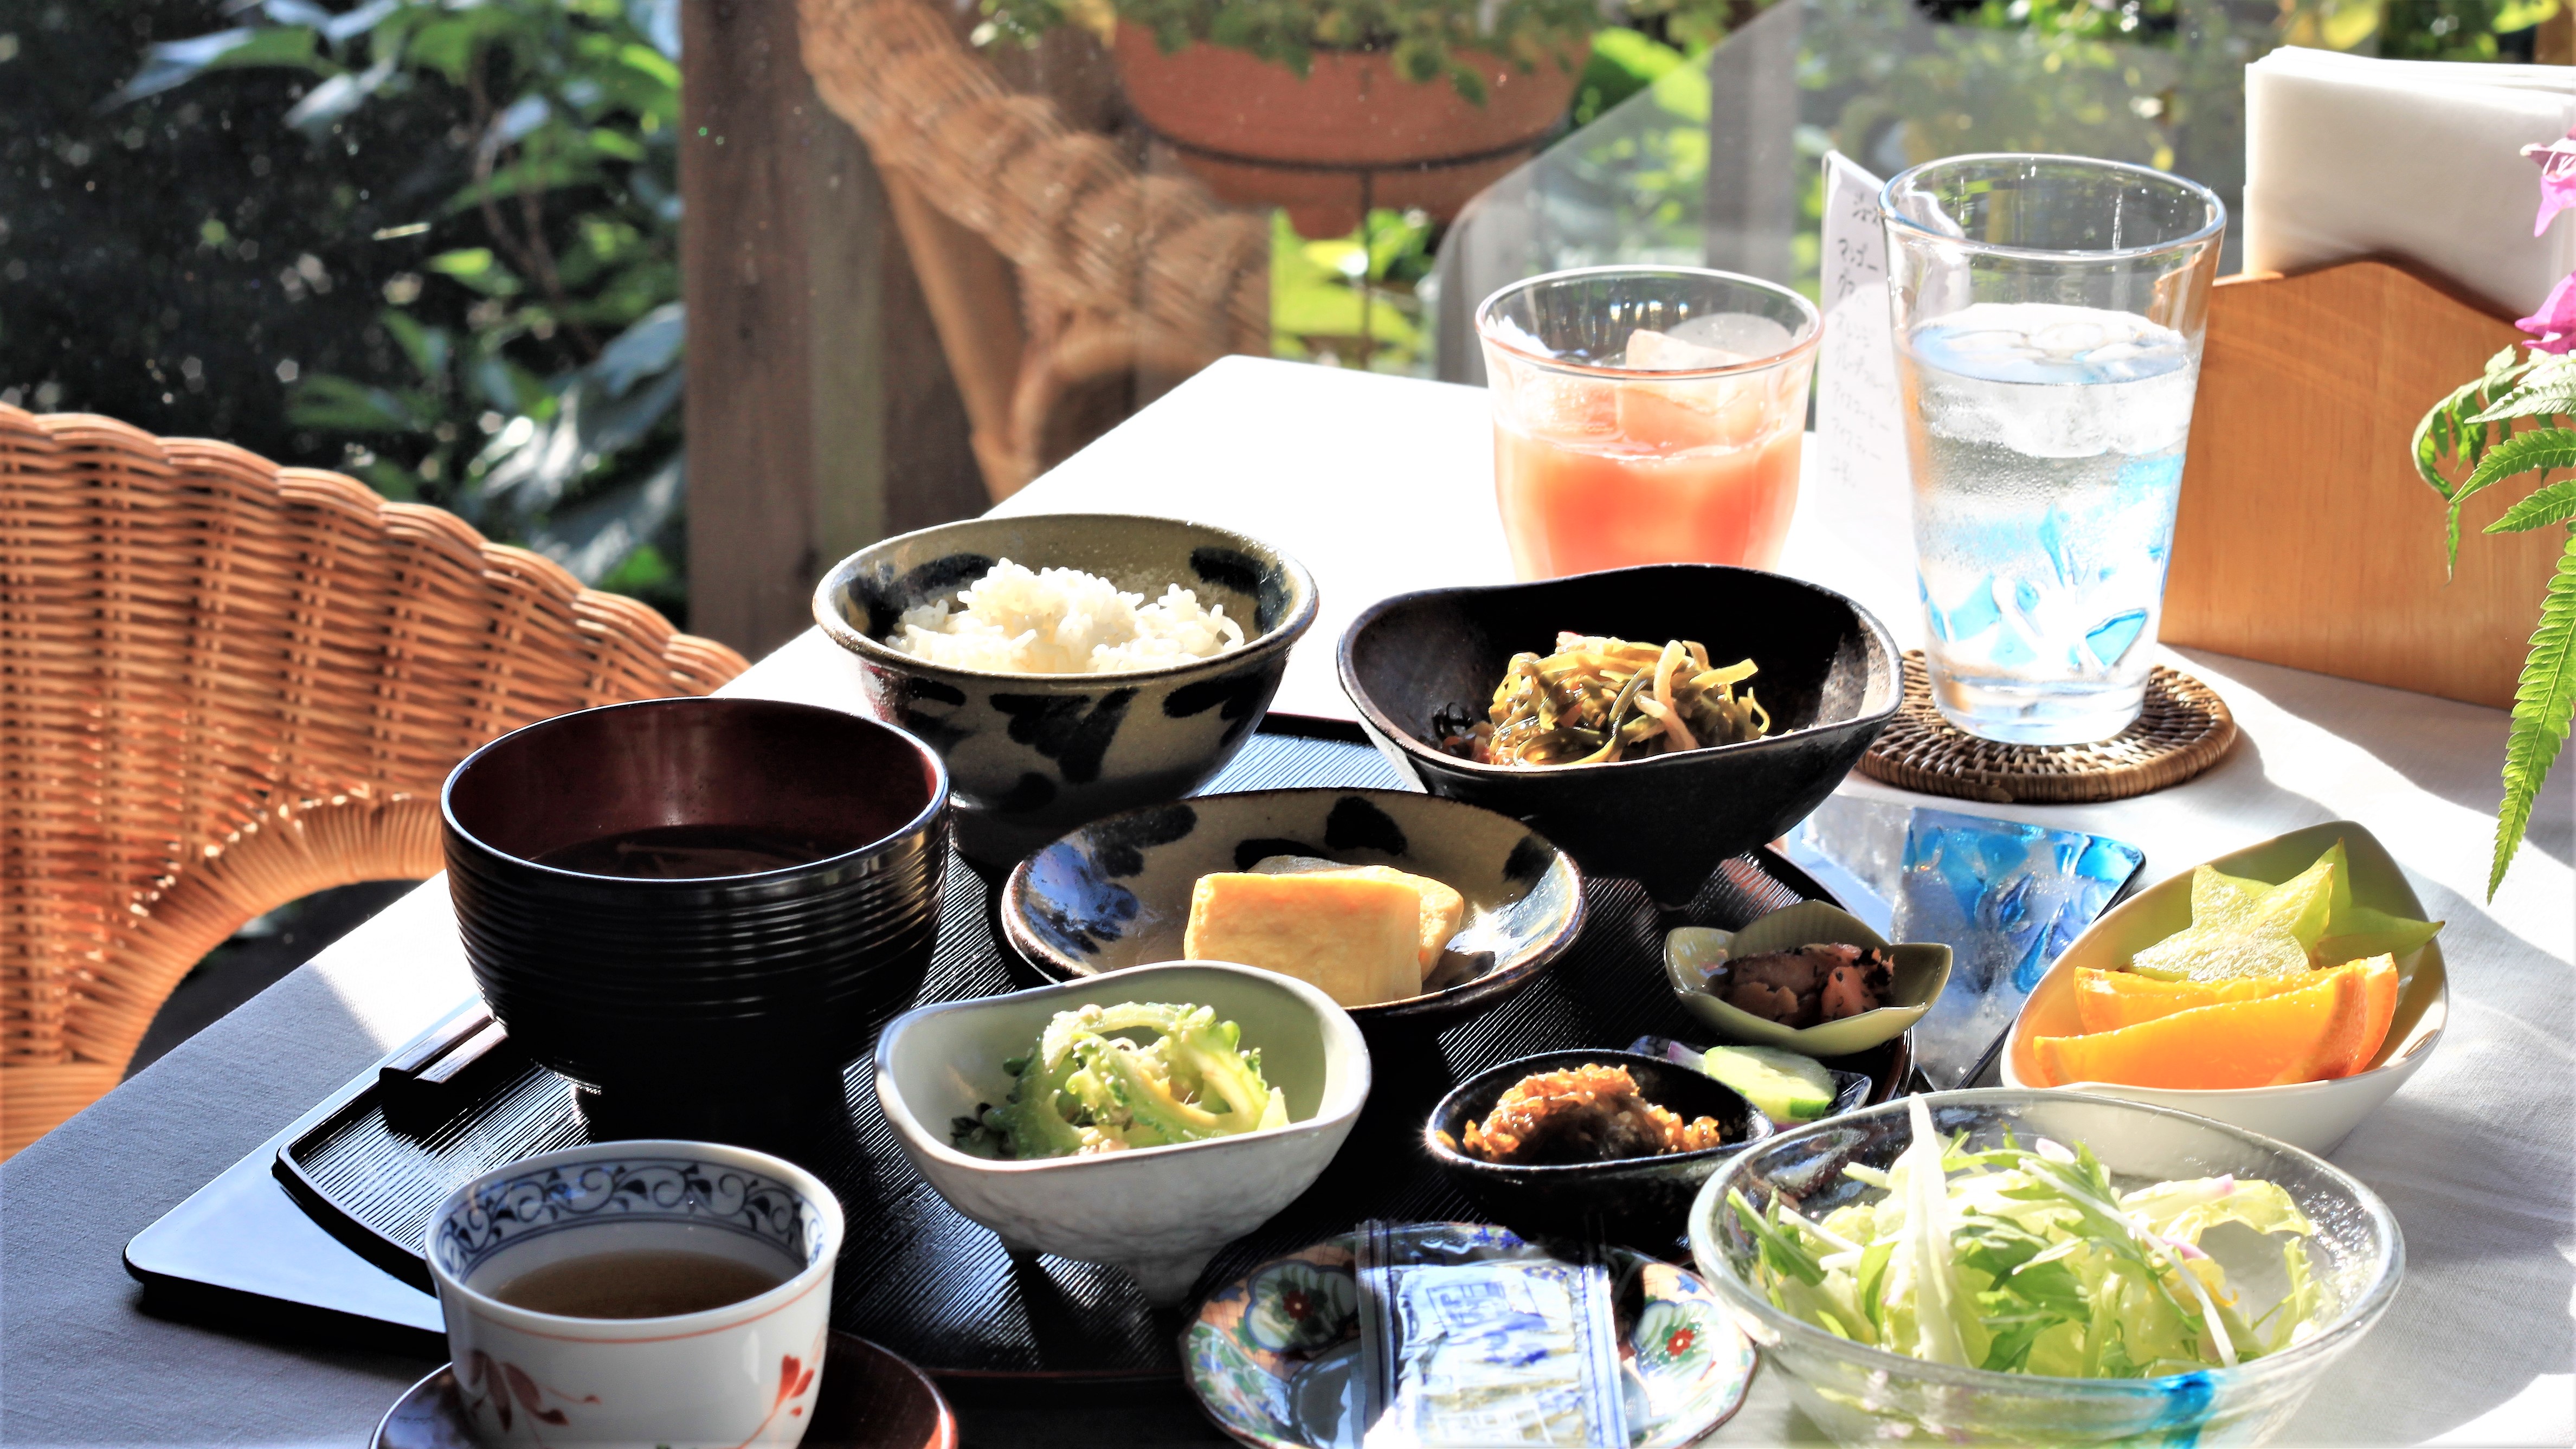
[2,356,2567,1447]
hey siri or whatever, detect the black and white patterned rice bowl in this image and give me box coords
[814,514,1318,871]
[998,788,1586,1033]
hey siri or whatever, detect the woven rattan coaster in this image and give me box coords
[1859,652,2238,805]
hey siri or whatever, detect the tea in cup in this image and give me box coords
[426,1139,844,1448]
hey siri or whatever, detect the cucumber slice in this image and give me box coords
[1701,1045,1839,1126]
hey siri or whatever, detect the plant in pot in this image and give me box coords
[981,0,1742,236]
[2413,125,2576,900]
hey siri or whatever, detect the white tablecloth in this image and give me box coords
[1,356,2565,1448]
[981,356,2576,1447]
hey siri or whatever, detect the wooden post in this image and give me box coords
[680,0,984,656]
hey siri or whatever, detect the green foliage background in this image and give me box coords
[0,0,2549,633]
[3,0,690,621]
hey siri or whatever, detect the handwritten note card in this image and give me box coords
[1816,152,1908,498]
[1810,151,1917,598]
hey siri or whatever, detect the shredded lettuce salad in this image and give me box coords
[1729,1098,2325,1379]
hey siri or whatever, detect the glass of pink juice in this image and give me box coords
[1477,267,1821,579]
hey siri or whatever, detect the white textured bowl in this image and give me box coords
[873,962,1369,1304]
[2004,820,2448,1155]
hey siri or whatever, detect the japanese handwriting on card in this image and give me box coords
[1816,151,1910,504]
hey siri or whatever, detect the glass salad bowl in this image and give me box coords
[1687,1090,2403,1447]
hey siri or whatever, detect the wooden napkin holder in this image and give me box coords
[2165,257,2562,710]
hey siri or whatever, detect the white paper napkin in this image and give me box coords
[2244,47,2576,319]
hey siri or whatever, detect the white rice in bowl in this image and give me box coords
[890,559,1249,674]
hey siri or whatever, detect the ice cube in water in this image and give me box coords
[1899,302,2198,742]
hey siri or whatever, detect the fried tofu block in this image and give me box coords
[1248,855,1467,980]
[1184,872,1421,1008]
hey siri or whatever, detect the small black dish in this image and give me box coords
[1427,1048,1775,1248]
[1338,564,1901,908]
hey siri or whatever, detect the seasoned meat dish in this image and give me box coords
[1454,1065,1728,1165]
[1716,943,1895,1028]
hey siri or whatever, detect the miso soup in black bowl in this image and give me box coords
[441,697,950,1141]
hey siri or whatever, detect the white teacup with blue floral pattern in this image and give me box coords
[426,1139,844,1448]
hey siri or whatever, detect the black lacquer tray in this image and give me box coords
[134,718,2137,1388]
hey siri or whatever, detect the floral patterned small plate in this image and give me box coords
[1184,1222,1757,1449]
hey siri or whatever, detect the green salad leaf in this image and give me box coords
[1731,1097,2323,1379]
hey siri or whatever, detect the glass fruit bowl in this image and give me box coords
[1687,1089,2403,1447]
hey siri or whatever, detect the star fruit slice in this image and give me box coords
[2129,852,2337,982]
[2310,841,2445,967]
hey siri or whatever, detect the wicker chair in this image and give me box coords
[0,407,749,1156]
[798,0,1268,501]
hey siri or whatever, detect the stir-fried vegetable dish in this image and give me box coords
[1731,1098,2323,1378]
[1442,633,1769,767]
[952,1001,1287,1158]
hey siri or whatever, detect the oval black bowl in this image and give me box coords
[1337,565,1901,907]
[441,697,950,1136]
[1427,1048,1776,1249]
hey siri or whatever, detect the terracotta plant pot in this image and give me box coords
[1112,27,1589,237]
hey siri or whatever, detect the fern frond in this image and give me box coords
[2461,430,2576,493]
[2488,342,2535,387]
[2490,479,2576,535]
[2469,350,2576,424]
[2417,375,2496,498]
[2490,527,2576,900]
[2471,385,2576,426]
[2417,347,2540,498]
[2446,430,2576,573]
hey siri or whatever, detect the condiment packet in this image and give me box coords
[1354,1221,1630,1448]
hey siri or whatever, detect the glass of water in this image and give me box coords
[1882,155,2225,745]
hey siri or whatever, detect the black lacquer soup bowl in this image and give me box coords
[441,697,949,1136]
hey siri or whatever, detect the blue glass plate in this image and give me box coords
[1782,797,2145,1091]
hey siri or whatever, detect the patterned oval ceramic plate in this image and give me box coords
[1184,1222,1756,1449]
[999,788,1585,1031]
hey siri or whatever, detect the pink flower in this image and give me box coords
[2517,271,2576,353]
[2524,131,2576,237]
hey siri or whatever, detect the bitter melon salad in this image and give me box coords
[951,1002,1288,1159]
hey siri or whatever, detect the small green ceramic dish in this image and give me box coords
[1184,1222,1756,1449]
[1664,901,1950,1057]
